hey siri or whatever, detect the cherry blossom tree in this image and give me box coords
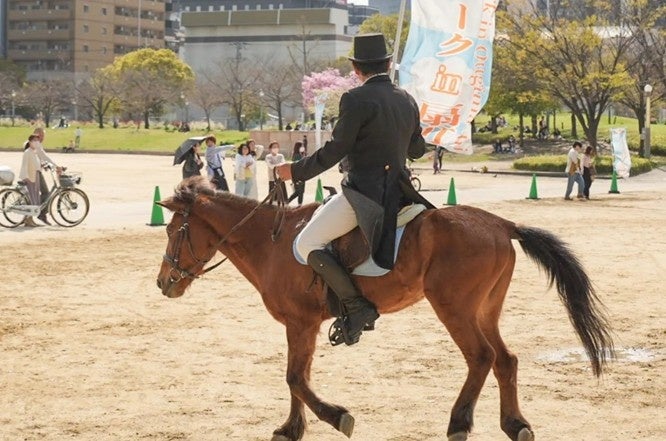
[301,68,360,118]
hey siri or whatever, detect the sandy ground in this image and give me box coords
[1,151,665,440]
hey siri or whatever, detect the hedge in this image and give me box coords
[513,155,653,176]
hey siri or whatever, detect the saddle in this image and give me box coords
[292,204,427,318]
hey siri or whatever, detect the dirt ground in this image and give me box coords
[0,151,665,440]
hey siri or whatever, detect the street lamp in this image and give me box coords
[71,98,78,122]
[259,90,264,130]
[11,90,16,127]
[643,84,652,159]
[179,92,189,125]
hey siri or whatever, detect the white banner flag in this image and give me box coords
[399,0,499,154]
[610,128,631,178]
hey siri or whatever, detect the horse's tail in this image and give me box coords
[514,225,615,377]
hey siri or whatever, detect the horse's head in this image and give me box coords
[156,177,220,298]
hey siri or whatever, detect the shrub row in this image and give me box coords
[513,155,653,176]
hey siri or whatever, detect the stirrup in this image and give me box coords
[328,317,363,346]
[328,317,375,346]
[328,318,347,346]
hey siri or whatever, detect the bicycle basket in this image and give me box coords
[59,173,82,187]
[0,166,14,186]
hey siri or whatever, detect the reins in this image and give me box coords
[164,178,288,282]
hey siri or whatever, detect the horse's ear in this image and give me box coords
[156,198,184,213]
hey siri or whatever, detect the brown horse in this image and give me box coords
[155,177,614,441]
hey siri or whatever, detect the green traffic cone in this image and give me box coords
[148,186,166,226]
[608,170,620,194]
[527,174,539,200]
[446,177,457,205]
[315,178,324,203]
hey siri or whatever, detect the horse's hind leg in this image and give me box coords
[272,319,354,441]
[480,268,534,441]
[427,298,496,441]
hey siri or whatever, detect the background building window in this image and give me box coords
[83,5,89,12]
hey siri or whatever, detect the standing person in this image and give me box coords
[276,33,433,346]
[436,145,444,172]
[265,141,287,204]
[287,141,307,206]
[18,135,42,227]
[32,127,60,225]
[74,127,82,149]
[582,146,597,200]
[182,142,204,179]
[204,135,231,191]
[246,139,264,200]
[564,141,586,200]
[234,143,255,197]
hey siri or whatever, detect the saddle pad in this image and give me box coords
[292,204,427,277]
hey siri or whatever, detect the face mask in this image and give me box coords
[299,147,305,153]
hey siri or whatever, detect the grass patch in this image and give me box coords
[0,125,249,153]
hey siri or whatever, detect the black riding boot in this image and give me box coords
[307,249,379,346]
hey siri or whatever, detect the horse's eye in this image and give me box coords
[166,225,174,236]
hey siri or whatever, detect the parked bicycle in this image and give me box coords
[0,164,89,228]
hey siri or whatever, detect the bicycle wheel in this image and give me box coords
[410,176,422,191]
[0,188,29,228]
[50,188,89,227]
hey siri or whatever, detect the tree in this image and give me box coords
[501,0,634,147]
[23,79,72,127]
[107,48,194,129]
[206,54,261,131]
[76,67,119,128]
[486,37,559,145]
[0,61,25,121]
[257,60,302,130]
[301,68,360,120]
[358,12,410,62]
[617,0,666,156]
[188,76,224,132]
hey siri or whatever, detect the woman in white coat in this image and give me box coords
[246,139,264,200]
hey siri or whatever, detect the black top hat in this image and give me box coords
[348,33,392,63]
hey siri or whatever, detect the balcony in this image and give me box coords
[8,9,72,21]
[8,49,72,61]
[7,29,72,40]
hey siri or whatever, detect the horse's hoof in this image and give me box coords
[271,435,292,441]
[517,427,535,441]
[448,432,468,441]
[338,412,355,438]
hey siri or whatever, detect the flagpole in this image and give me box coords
[390,0,408,83]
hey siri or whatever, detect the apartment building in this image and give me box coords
[6,0,166,81]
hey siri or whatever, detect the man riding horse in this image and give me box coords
[276,33,434,346]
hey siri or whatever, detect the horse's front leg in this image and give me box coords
[272,319,355,441]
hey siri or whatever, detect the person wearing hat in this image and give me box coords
[276,33,433,347]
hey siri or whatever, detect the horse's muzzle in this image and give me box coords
[156,277,184,298]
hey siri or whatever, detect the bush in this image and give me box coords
[513,154,653,176]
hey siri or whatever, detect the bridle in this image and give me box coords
[162,177,288,284]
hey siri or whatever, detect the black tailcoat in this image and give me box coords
[291,74,434,269]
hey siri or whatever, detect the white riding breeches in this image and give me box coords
[295,193,358,261]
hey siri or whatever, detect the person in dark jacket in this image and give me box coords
[182,142,204,179]
[276,33,432,346]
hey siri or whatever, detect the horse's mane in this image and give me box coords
[173,176,216,205]
[173,176,265,211]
